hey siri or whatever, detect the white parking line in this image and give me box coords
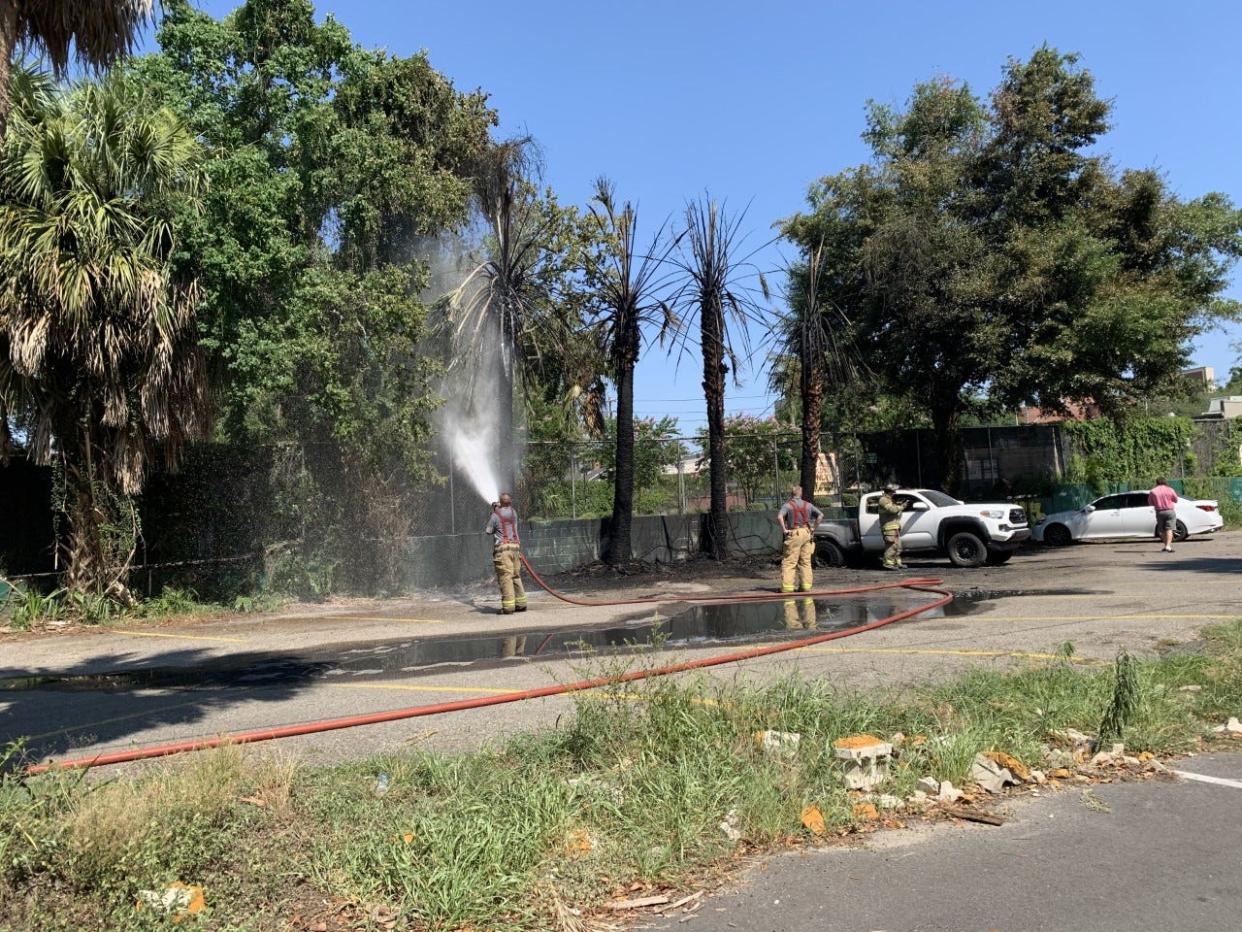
[1172,770,1242,789]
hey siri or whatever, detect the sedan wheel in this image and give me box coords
[1043,523,1072,547]
[1174,520,1189,542]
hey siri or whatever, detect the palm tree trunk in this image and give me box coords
[702,301,728,560]
[498,320,516,496]
[799,341,824,505]
[0,2,16,142]
[606,359,636,564]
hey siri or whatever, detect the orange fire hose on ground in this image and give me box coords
[24,562,952,775]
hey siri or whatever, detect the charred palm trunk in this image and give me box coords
[606,354,636,564]
[497,315,516,496]
[702,297,728,560]
[799,333,824,504]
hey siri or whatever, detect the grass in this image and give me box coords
[3,621,1242,930]
[2,585,291,631]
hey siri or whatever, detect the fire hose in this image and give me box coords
[25,563,951,775]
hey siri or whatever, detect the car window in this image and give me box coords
[917,490,960,507]
[863,495,879,515]
[1123,492,1151,509]
[1093,494,1126,510]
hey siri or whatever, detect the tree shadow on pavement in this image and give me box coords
[0,647,328,769]
[1137,556,1242,575]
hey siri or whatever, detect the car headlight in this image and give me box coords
[979,509,1006,520]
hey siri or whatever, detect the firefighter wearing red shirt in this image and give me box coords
[484,493,527,614]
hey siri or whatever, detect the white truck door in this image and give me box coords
[899,492,938,549]
[859,493,884,551]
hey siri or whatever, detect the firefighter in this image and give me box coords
[878,483,904,570]
[484,493,527,614]
[777,485,823,593]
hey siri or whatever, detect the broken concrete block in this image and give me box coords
[754,730,801,758]
[875,794,903,810]
[718,809,742,842]
[970,753,1015,793]
[917,776,942,795]
[1211,717,1242,735]
[983,750,1031,782]
[1051,728,1095,754]
[937,780,963,803]
[1030,769,1047,785]
[834,735,892,791]
[1044,748,1076,770]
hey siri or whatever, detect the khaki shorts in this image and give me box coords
[1155,509,1177,534]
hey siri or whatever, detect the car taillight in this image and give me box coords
[1197,504,1217,512]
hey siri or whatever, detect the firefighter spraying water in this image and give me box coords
[484,493,528,614]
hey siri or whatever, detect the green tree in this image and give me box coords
[0,70,207,596]
[0,0,151,139]
[587,179,679,563]
[784,49,1242,489]
[697,416,798,507]
[132,0,497,588]
[597,416,686,493]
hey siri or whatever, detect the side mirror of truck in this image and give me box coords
[910,501,929,512]
[1082,505,1095,514]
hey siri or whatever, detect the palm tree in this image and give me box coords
[768,241,859,504]
[588,178,679,564]
[672,197,768,560]
[0,70,207,598]
[0,0,153,140]
[444,139,587,493]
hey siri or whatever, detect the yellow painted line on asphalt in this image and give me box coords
[108,629,247,644]
[21,698,208,742]
[330,682,519,696]
[803,646,1101,664]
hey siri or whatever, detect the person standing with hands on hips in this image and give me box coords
[777,485,823,593]
[484,493,527,614]
[1148,478,1180,553]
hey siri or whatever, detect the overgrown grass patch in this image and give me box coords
[4,622,1241,930]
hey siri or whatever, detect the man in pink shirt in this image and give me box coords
[1147,478,1179,552]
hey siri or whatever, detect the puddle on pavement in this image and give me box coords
[0,594,937,693]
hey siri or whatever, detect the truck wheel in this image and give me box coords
[947,531,987,568]
[815,540,846,568]
[1043,524,1072,547]
[1174,520,1189,542]
[985,550,1013,565]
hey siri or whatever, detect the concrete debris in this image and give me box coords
[875,794,903,810]
[136,883,205,920]
[983,750,1032,782]
[917,776,942,795]
[1050,728,1096,754]
[937,781,963,803]
[1044,748,1077,770]
[1211,717,1242,736]
[1030,769,1047,785]
[834,735,892,791]
[970,753,1016,793]
[755,730,802,757]
[719,809,743,842]
[1090,744,1128,767]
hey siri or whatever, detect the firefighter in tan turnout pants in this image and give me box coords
[878,484,904,570]
[485,494,527,614]
[778,486,823,594]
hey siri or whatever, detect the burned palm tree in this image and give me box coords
[768,241,860,505]
[0,71,207,597]
[0,0,153,140]
[443,139,584,491]
[671,197,769,560]
[588,178,680,564]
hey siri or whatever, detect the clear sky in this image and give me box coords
[146,1,1242,430]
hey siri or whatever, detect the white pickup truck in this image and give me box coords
[813,488,1031,569]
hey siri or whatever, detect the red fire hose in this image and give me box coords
[25,567,951,775]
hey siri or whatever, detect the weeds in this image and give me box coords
[3,621,1242,930]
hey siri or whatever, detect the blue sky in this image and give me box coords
[149,2,1241,430]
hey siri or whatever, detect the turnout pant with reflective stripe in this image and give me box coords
[883,523,902,567]
[780,526,815,592]
[493,544,527,612]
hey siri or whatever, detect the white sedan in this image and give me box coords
[1033,491,1224,546]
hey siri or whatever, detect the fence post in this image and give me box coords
[678,459,686,514]
[571,448,578,520]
